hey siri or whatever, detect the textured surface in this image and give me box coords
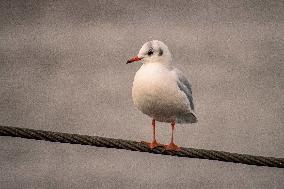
[0,0,284,188]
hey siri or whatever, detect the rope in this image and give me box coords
[0,125,283,168]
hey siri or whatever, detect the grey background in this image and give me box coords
[0,0,284,188]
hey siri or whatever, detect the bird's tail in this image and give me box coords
[177,111,198,124]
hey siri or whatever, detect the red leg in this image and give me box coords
[165,122,181,151]
[142,119,163,149]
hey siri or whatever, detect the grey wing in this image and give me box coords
[174,68,195,111]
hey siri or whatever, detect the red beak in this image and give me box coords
[126,56,142,64]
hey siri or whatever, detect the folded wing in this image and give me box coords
[173,68,195,112]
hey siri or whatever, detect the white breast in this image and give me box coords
[132,63,189,122]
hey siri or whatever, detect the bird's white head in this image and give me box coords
[126,40,172,65]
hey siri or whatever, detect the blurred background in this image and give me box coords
[0,0,283,188]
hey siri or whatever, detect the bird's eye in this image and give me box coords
[147,50,154,56]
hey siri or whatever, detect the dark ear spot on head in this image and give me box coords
[158,48,163,56]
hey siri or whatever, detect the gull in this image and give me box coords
[126,40,197,151]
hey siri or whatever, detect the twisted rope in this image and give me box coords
[0,125,283,168]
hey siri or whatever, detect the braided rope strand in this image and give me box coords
[0,125,283,168]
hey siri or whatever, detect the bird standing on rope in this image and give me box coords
[127,40,197,151]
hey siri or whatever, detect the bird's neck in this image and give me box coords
[141,61,173,72]
[143,58,172,66]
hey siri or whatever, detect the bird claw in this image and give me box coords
[164,142,181,152]
[141,140,164,149]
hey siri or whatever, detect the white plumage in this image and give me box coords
[130,40,197,124]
